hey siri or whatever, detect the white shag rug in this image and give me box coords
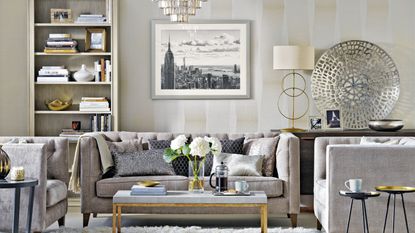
[45,226,321,233]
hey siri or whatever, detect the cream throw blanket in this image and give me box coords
[68,133,114,193]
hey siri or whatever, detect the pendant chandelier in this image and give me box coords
[152,0,208,23]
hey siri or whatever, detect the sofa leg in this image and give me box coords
[58,216,65,227]
[317,219,322,230]
[289,214,297,227]
[83,213,91,227]
[93,213,98,218]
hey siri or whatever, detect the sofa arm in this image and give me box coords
[80,136,102,213]
[276,132,300,214]
[326,145,415,232]
[1,144,48,231]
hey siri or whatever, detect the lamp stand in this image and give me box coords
[278,70,309,132]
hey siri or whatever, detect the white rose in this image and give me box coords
[170,135,187,150]
[189,137,210,157]
[204,136,222,156]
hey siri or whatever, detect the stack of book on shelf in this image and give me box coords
[75,14,106,24]
[94,59,112,82]
[44,34,78,53]
[59,129,90,141]
[37,66,69,82]
[131,181,166,196]
[79,97,110,112]
[90,114,112,132]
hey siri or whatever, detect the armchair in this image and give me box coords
[0,137,69,232]
[314,137,415,233]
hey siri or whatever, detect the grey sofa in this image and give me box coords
[0,137,69,232]
[314,137,415,233]
[80,132,300,227]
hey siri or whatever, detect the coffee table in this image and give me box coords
[112,190,268,233]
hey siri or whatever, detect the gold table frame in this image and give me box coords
[112,202,268,233]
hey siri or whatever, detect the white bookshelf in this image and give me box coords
[29,0,119,137]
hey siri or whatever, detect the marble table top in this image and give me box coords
[113,190,267,204]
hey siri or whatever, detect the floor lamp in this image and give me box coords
[273,46,315,132]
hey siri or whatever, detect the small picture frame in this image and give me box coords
[309,116,323,130]
[85,28,107,52]
[50,9,73,23]
[325,109,342,129]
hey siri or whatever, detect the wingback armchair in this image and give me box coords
[314,137,415,233]
[0,137,69,232]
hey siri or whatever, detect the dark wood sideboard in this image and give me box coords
[272,129,415,195]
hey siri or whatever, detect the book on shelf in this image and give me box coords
[37,66,69,82]
[94,59,111,82]
[90,114,112,132]
[131,185,167,196]
[75,14,107,23]
[44,34,78,53]
[37,77,69,82]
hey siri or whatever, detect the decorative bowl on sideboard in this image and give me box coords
[368,119,404,131]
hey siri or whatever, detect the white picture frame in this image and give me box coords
[151,20,251,99]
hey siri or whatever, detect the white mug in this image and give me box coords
[345,179,362,192]
[235,180,249,193]
[10,167,25,181]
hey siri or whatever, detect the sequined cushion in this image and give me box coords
[244,136,279,177]
[113,149,175,177]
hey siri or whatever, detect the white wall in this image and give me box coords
[0,0,29,136]
[118,0,415,133]
[0,0,414,135]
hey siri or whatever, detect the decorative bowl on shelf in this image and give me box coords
[45,99,73,111]
[368,119,404,132]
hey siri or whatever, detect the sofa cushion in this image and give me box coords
[204,176,284,198]
[244,137,279,177]
[46,179,67,207]
[212,153,264,176]
[220,137,245,154]
[96,176,189,197]
[148,139,171,150]
[106,139,143,153]
[113,149,175,176]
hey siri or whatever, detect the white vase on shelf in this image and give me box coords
[73,64,94,82]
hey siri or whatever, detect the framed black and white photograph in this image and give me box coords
[309,116,322,130]
[85,28,106,52]
[151,20,250,99]
[325,109,342,129]
[50,9,73,23]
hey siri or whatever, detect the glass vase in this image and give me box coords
[188,158,205,193]
[0,147,11,180]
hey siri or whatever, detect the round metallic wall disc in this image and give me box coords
[311,40,400,129]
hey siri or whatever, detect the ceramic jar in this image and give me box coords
[73,64,94,82]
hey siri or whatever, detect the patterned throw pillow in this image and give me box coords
[106,139,143,154]
[220,137,245,154]
[148,139,171,150]
[212,153,264,176]
[245,137,279,177]
[113,149,175,177]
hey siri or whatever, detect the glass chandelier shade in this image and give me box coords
[152,0,208,23]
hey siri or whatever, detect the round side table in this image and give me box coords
[0,178,38,233]
[339,190,380,233]
[375,186,415,233]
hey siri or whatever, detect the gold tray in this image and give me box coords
[375,186,415,193]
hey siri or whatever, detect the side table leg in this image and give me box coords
[13,188,21,233]
[361,200,367,233]
[401,194,410,233]
[260,204,268,233]
[25,186,35,233]
[346,199,354,233]
[383,194,391,233]
[363,200,369,233]
[112,204,116,233]
[117,206,122,233]
[393,194,396,233]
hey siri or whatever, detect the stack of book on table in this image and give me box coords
[79,97,110,112]
[131,184,166,196]
[44,34,78,53]
[75,14,106,24]
[37,66,69,82]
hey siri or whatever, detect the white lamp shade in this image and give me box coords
[273,46,315,70]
